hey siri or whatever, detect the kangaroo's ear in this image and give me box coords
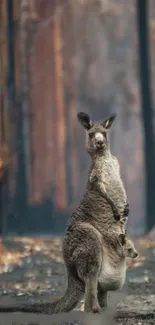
[118,233,126,246]
[101,113,117,129]
[77,112,93,130]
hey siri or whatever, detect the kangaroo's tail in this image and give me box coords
[0,272,84,314]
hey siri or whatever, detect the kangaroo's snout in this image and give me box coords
[95,132,104,148]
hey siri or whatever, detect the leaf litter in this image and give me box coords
[0,237,64,297]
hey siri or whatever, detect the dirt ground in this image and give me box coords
[0,231,154,325]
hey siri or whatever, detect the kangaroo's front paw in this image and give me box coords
[124,202,130,217]
[113,212,121,221]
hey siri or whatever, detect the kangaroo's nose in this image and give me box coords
[97,140,103,145]
[134,252,138,258]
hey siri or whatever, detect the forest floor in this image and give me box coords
[0,229,155,325]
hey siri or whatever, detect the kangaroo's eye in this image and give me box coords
[89,132,94,139]
[128,248,132,253]
[102,131,107,138]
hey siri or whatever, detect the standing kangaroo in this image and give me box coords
[0,112,131,314]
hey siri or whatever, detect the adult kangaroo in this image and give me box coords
[0,112,130,314]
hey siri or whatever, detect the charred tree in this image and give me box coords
[16,0,31,224]
[136,0,155,231]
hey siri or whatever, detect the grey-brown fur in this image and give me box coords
[0,112,132,314]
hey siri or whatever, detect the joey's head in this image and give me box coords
[118,234,138,259]
[77,112,116,156]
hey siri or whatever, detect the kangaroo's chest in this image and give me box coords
[101,158,127,202]
[98,254,126,291]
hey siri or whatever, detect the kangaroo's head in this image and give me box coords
[77,112,116,156]
[118,234,138,259]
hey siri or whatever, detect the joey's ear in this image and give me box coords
[101,113,117,129]
[118,233,126,246]
[120,217,128,227]
[77,112,93,130]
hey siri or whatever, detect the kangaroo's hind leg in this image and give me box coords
[98,285,108,309]
[84,275,101,313]
[73,242,102,313]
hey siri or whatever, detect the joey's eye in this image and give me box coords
[89,132,94,139]
[128,248,132,253]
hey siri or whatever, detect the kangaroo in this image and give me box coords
[0,112,130,314]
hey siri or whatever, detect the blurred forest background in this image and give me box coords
[0,0,155,236]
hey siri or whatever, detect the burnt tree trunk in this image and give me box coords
[137,0,155,231]
[17,0,31,221]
